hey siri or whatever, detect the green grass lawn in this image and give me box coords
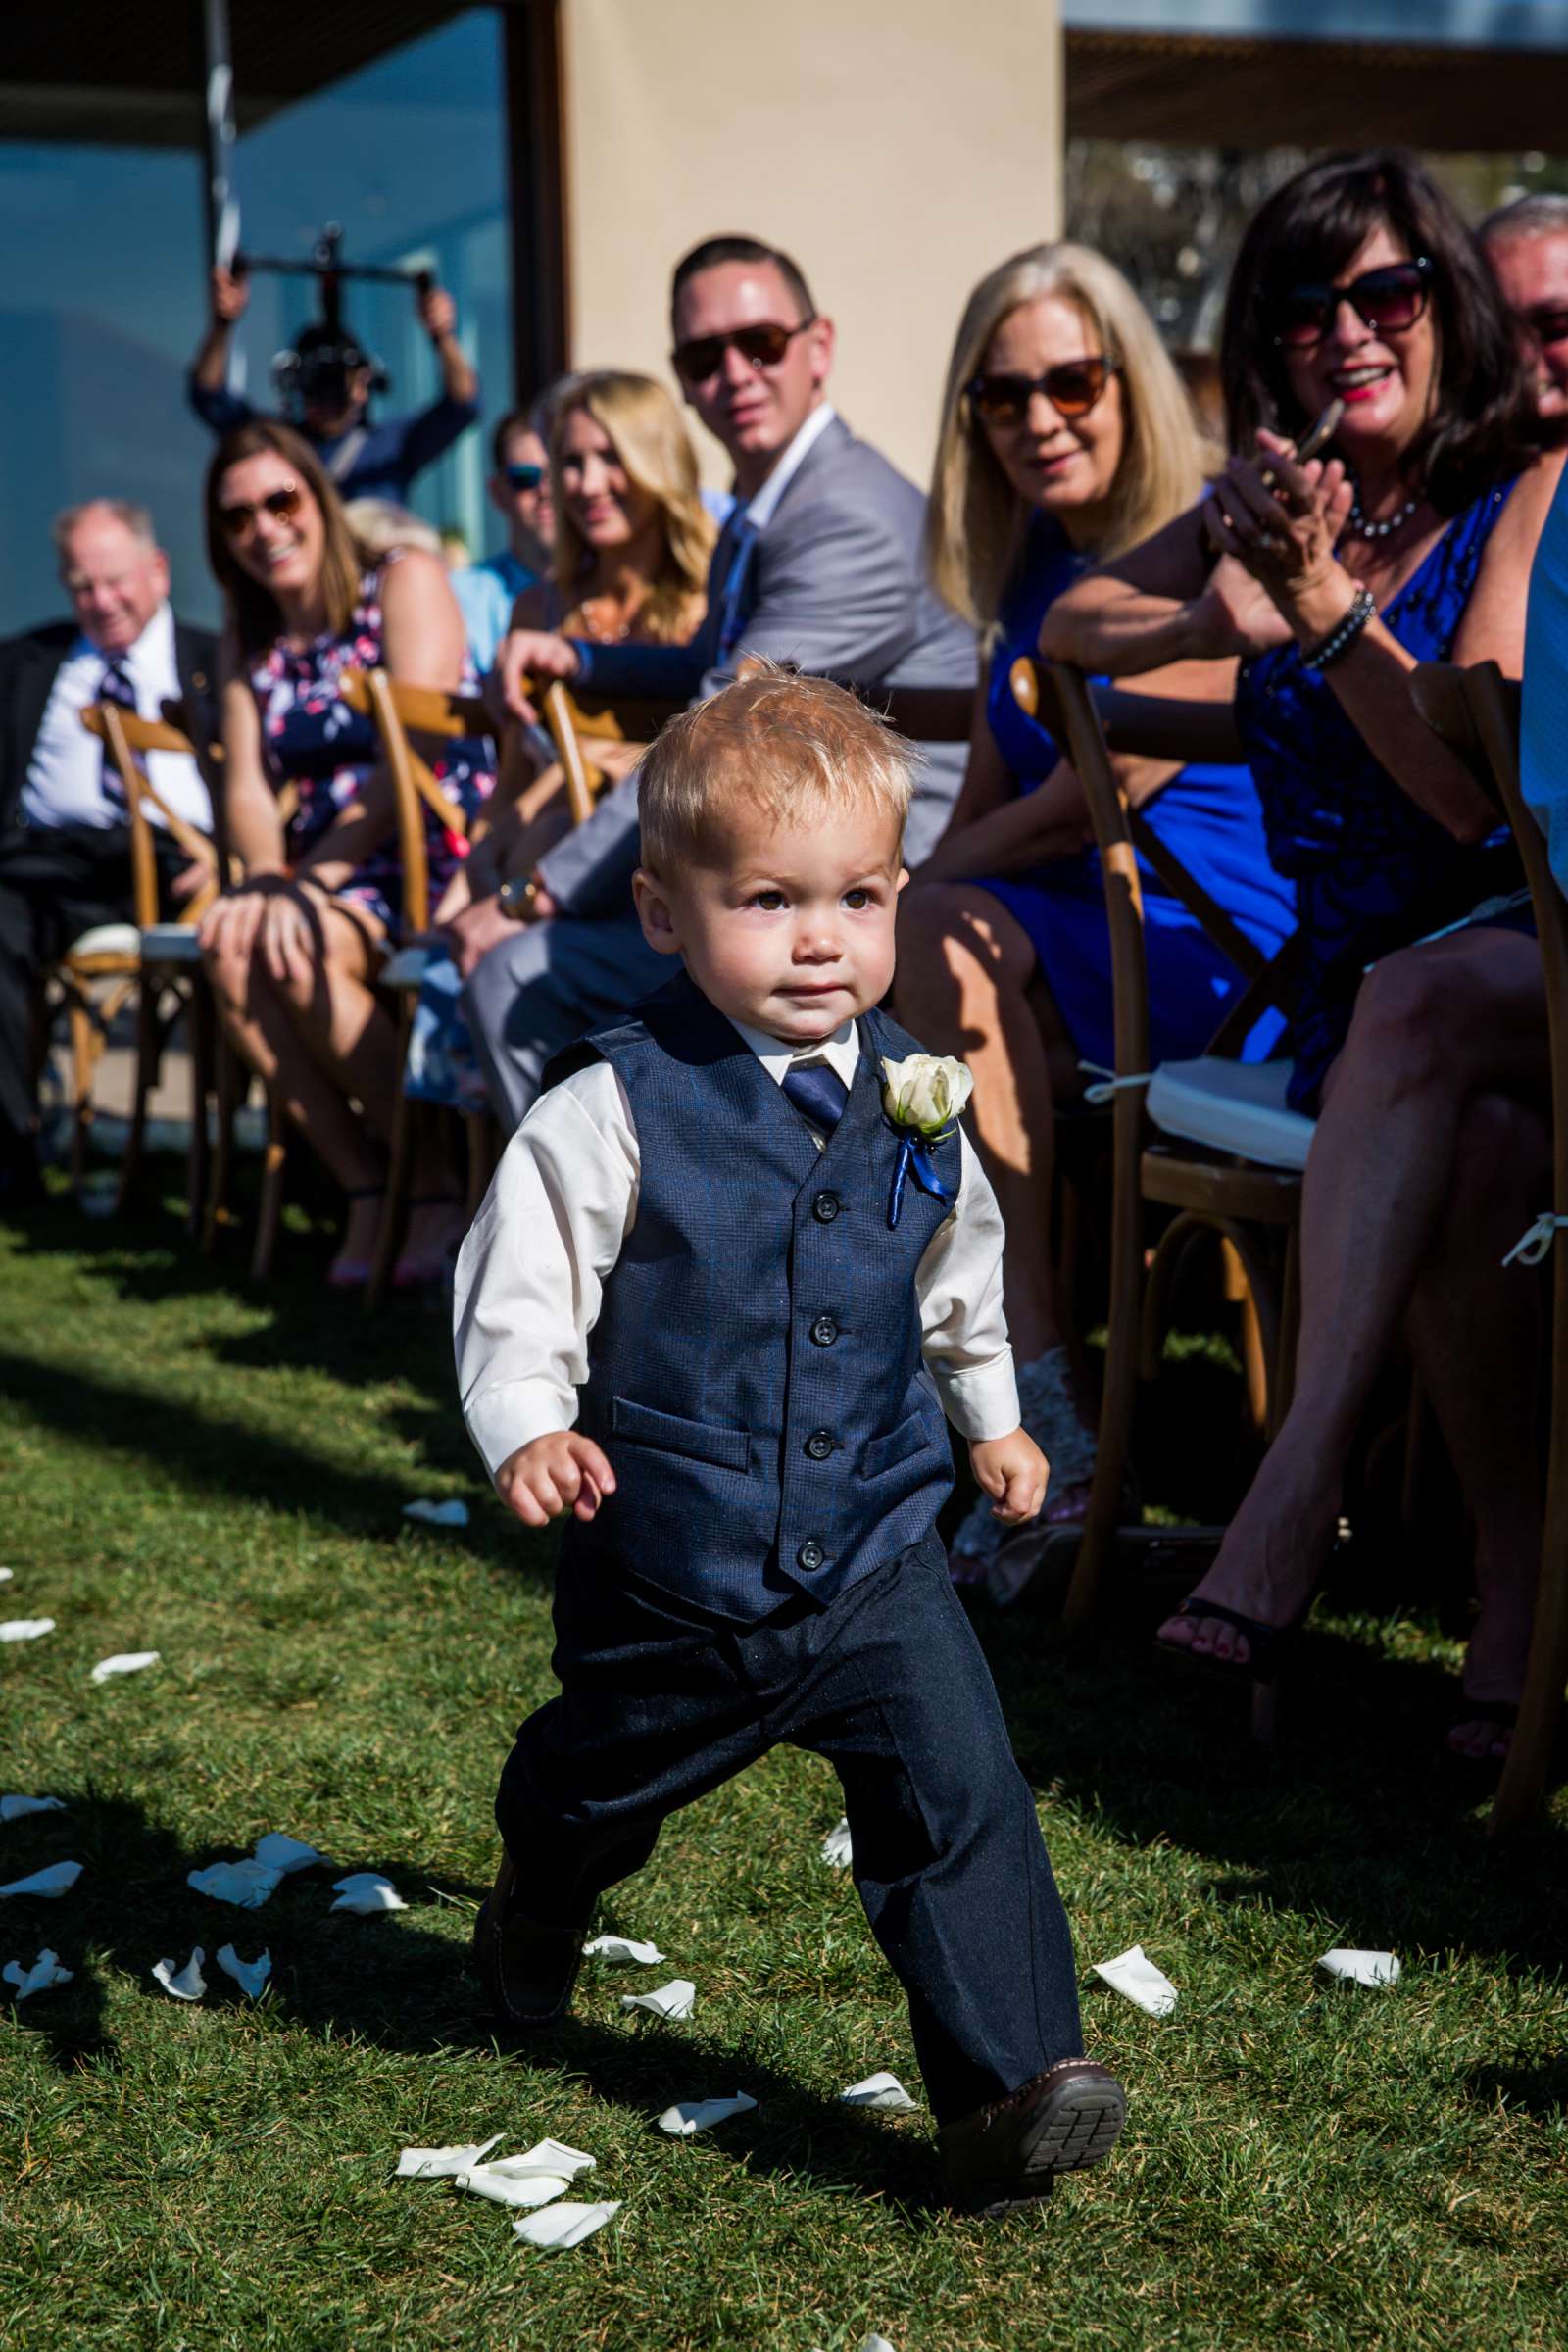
[1,1181,1565,2352]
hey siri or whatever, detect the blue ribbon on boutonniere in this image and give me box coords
[887,1124,956,1230]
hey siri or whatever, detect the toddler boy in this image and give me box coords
[454,669,1123,2212]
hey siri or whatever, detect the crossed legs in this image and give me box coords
[1162,929,1549,1745]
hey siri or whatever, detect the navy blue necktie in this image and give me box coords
[782,1058,849,1139]
[714,514,759,662]
[98,660,137,811]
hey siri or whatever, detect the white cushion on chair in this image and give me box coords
[141,923,203,964]
[67,922,140,959]
[1146,1056,1316,1173]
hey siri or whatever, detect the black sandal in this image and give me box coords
[1155,1595,1299,1684]
[1446,1696,1518,1762]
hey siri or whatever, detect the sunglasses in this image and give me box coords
[505,463,545,490]
[220,483,304,539]
[965,355,1119,427]
[1522,303,1568,348]
[671,317,816,384]
[1269,257,1433,351]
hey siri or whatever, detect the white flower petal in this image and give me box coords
[4,1948,74,1999]
[512,2199,620,2250]
[330,1872,407,1915]
[187,1858,283,1910]
[657,2092,757,2136]
[396,2133,505,2179]
[620,1976,695,2021]
[252,1833,326,1875]
[1,1794,67,1824]
[454,2139,595,2206]
[0,1620,55,1643]
[820,1817,853,1869]
[0,1567,12,1582]
[1317,1946,1400,1987]
[1091,1943,1178,2017]
[152,1946,207,2002]
[90,1651,160,1683]
[0,1861,83,1899]
[215,1944,271,1998]
[582,1934,664,1966]
[840,2071,917,2112]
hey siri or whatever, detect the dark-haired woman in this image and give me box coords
[1044,151,1562,1754]
[198,421,493,1286]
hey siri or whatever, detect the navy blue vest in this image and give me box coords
[551,972,960,1621]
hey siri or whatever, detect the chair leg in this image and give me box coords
[115,976,160,1215]
[1270,1224,1302,1440]
[67,996,97,1190]
[1490,1250,1568,1834]
[203,1039,241,1254]
[184,980,214,1240]
[366,1005,418,1311]
[1223,1237,1270,1437]
[251,1086,287,1283]
[1061,1110,1146,1630]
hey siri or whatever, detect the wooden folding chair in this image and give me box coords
[1409,658,1568,1833]
[336,666,500,1305]
[537,681,685,823]
[66,703,223,1220]
[1010,660,1306,1670]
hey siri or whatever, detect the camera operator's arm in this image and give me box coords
[419,285,478,409]
[188,267,256,434]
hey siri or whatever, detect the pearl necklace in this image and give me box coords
[1346,488,1422,542]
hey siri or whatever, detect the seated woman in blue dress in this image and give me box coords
[1045,152,1562,1757]
[898,242,1296,1573]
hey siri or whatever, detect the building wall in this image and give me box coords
[558,0,1062,498]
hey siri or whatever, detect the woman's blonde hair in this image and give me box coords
[551,371,715,643]
[927,242,1206,630]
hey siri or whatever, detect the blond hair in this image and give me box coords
[552,370,715,643]
[342,498,443,563]
[638,662,913,875]
[927,242,1206,629]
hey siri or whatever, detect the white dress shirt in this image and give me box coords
[455,1012,1020,1479]
[22,602,211,835]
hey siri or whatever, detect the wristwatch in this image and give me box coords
[498,873,542,922]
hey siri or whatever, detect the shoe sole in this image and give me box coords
[954,2079,1127,2216]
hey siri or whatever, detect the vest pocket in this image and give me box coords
[611,1394,752,1474]
[862,1408,935,1480]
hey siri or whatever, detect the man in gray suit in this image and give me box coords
[458,233,976,1128]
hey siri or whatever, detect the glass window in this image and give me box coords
[0,8,512,638]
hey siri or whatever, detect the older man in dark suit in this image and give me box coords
[0,500,215,1200]
[454,234,977,1129]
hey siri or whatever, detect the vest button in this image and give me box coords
[797,1538,825,1572]
[809,1313,838,1347]
[812,1191,841,1223]
[805,1428,834,1460]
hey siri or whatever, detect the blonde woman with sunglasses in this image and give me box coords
[899,244,1296,1578]
[199,420,494,1289]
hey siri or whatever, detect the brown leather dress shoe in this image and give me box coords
[472,1852,585,2030]
[938,2057,1126,2215]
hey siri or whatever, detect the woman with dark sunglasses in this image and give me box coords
[199,420,494,1289]
[898,243,1296,1581]
[1044,151,1563,1757]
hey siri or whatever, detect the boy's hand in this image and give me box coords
[495,1432,615,1529]
[967,1429,1050,1528]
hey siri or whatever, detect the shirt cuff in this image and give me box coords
[568,638,595,687]
[464,1378,579,1483]
[932,1348,1019,1444]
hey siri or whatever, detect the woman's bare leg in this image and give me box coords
[1401,1090,1547,1753]
[1164,928,1548,1663]
[269,906,403,1144]
[204,937,385,1199]
[896,883,1079,1361]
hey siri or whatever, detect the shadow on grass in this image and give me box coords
[6,1794,941,2213]
[974,1588,1568,1984]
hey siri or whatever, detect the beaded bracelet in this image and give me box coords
[1300,585,1376,673]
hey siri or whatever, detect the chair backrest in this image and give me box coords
[79,703,223,924]
[339,666,500,933]
[538,681,686,826]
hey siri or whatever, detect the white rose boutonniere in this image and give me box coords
[879,1054,973,1228]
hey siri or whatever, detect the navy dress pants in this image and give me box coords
[496,1536,1083,2126]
